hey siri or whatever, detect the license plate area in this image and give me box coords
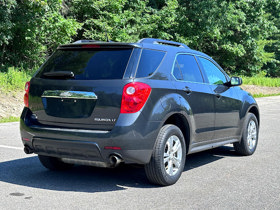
[41,90,97,118]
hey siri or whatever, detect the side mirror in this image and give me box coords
[229,77,242,86]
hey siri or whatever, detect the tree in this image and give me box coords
[1,0,279,77]
[0,0,81,71]
[263,0,280,77]
[68,0,178,42]
[175,0,277,76]
[0,0,17,68]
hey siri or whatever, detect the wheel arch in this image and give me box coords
[145,92,194,154]
[248,105,260,126]
[238,104,260,141]
[163,113,191,154]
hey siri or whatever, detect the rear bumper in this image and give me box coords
[20,107,161,165]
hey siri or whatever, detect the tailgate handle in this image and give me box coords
[42,90,98,100]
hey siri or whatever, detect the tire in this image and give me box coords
[234,113,259,156]
[145,124,186,186]
[38,155,73,171]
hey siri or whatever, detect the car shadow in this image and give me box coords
[184,145,238,171]
[0,146,238,192]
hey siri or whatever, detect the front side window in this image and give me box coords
[198,57,227,85]
[173,54,203,83]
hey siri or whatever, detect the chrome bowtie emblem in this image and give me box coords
[60,91,71,97]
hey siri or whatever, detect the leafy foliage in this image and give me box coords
[175,0,277,76]
[263,0,280,77]
[0,0,81,71]
[0,0,280,77]
[68,0,178,42]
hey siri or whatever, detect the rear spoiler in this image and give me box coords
[58,42,141,50]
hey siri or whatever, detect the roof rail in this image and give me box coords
[138,38,189,49]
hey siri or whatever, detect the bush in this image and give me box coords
[0,67,32,91]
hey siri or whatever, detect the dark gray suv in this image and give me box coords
[20,38,259,186]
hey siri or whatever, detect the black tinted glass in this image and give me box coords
[173,61,183,80]
[174,54,203,83]
[136,49,165,78]
[198,57,227,85]
[37,49,132,80]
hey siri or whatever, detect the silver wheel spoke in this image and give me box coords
[249,139,252,147]
[164,143,171,164]
[247,120,257,150]
[167,137,173,149]
[167,160,173,175]
[172,140,181,153]
[164,154,169,164]
[173,157,181,168]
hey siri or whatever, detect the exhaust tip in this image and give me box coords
[109,154,123,167]
[24,145,33,154]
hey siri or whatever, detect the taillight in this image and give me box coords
[104,146,121,150]
[82,44,100,48]
[120,82,151,113]
[24,81,30,107]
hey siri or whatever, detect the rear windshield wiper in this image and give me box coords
[43,71,75,79]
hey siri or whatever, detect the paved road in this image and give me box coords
[0,96,279,209]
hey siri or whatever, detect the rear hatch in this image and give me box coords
[28,44,137,130]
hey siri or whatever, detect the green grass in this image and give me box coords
[0,67,279,90]
[0,67,32,92]
[0,116,19,123]
[252,93,280,98]
[242,76,280,87]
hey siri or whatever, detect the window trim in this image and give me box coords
[171,53,206,84]
[123,48,140,79]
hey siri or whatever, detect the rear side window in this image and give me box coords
[173,54,203,83]
[135,49,165,78]
[37,49,132,80]
[173,60,183,80]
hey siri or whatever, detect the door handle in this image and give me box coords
[183,86,192,95]
[215,93,221,99]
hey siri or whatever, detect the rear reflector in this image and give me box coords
[120,82,151,113]
[104,146,122,150]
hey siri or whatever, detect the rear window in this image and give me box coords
[36,48,133,80]
[135,49,165,78]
